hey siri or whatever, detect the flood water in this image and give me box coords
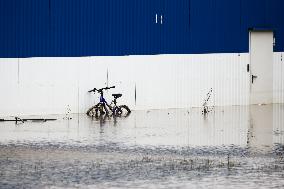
[0,104,284,188]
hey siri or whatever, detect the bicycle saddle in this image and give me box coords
[112,94,122,99]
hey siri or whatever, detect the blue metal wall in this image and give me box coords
[0,0,283,57]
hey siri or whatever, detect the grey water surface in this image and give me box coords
[0,104,284,188]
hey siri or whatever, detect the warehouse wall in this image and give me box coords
[273,52,284,103]
[0,0,283,115]
[1,53,284,116]
[0,0,283,57]
[0,52,282,116]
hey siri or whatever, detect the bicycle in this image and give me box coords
[86,86,131,117]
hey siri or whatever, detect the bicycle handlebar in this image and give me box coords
[88,88,97,93]
[88,86,115,93]
[103,86,115,90]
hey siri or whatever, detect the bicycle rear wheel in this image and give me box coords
[116,105,131,117]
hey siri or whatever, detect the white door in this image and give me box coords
[249,31,273,105]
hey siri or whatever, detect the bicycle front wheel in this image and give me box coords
[86,105,97,117]
[86,104,105,117]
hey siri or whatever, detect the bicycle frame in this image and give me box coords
[98,90,108,104]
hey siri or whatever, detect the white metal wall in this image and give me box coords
[0,53,282,116]
[273,52,284,103]
[273,104,284,145]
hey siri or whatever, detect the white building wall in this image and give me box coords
[0,53,282,116]
[273,52,284,103]
[273,104,284,145]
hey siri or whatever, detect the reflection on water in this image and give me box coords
[0,104,284,188]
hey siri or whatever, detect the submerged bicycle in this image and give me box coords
[86,86,131,117]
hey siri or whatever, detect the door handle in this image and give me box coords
[252,75,258,84]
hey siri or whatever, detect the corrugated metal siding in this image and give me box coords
[162,0,190,54]
[273,52,284,103]
[0,0,20,57]
[0,54,251,115]
[273,104,284,144]
[0,0,283,57]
